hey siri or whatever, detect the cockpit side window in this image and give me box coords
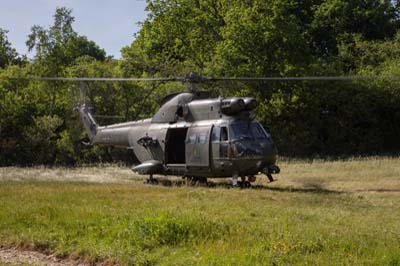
[229,122,268,140]
[251,123,268,139]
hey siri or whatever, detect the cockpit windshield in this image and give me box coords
[230,122,269,140]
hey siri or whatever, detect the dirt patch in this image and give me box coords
[0,247,86,266]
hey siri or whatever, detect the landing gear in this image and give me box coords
[267,174,275,182]
[232,174,239,187]
[248,175,257,183]
[239,180,251,188]
[145,174,159,185]
[232,175,252,188]
[185,176,208,186]
[262,165,279,182]
[239,176,251,188]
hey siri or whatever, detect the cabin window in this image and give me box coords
[211,126,220,141]
[199,132,207,144]
[220,126,229,158]
[211,126,229,158]
[189,134,197,144]
[220,127,228,141]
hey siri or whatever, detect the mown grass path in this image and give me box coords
[0,158,400,265]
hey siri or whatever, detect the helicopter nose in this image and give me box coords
[260,141,277,164]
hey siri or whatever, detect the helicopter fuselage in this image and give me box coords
[78,92,280,181]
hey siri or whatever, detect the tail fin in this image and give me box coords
[74,103,131,147]
[75,104,98,143]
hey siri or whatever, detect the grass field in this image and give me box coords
[0,157,400,265]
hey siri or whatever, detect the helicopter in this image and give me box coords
[75,72,280,187]
[6,72,377,187]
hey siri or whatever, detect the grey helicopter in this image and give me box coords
[76,73,280,187]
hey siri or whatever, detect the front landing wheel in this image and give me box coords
[267,174,275,182]
[238,181,251,188]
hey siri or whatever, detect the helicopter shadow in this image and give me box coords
[255,185,343,194]
[154,178,343,194]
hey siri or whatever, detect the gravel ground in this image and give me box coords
[0,247,86,266]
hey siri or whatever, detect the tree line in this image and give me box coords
[1,1,400,166]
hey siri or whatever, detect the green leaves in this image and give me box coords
[0,28,21,68]
[27,7,106,76]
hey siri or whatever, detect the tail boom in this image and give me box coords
[77,104,130,147]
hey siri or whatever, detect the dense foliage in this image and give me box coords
[1,2,400,165]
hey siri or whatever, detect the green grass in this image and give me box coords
[1,158,400,265]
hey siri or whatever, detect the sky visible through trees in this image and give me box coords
[0,0,148,59]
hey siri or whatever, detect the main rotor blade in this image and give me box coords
[1,75,398,82]
[92,115,126,119]
[3,77,179,82]
[208,76,397,81]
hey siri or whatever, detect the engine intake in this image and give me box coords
[221,98,245,115]
[220,97,258,115]
[243,98,257,111]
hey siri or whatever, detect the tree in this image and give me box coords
[0,28,20,68]
[26,7,106,116]
[122,0,226,76]
[0,7,111,166]
[310,0,399,59]
[27,7,106,70]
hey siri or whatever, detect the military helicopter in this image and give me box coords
[7,72,375,187]
[75,72,280,187]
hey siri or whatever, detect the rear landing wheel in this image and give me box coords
[195,177,208,186]
[185,176,208,186]
[185,176,195,186]
[145,174,159,185]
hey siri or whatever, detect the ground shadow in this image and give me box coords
[352,188,400,193]
[152,177,343,194]
[258,185,343,194]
